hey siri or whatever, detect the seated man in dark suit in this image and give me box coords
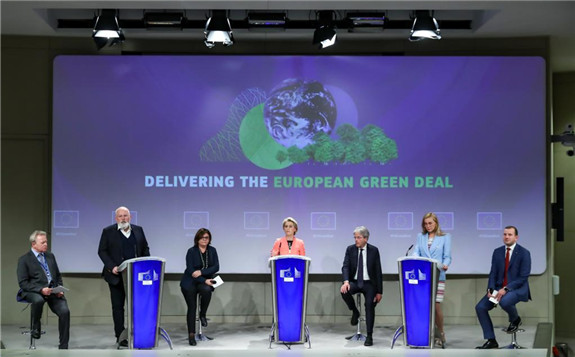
[340,226,383,346]
[17,230,70,349]
[475,225,531,349]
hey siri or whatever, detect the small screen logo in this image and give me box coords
[404,269,427,284]
[138,269,159,286]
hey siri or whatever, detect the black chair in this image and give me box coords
[16,289,44,349]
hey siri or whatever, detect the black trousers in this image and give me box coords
[25,292,70,348]
[341,280,378,334]
[107,279,126,339]
[181,284,213,334]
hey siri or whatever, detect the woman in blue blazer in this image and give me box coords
[412,212,452,347]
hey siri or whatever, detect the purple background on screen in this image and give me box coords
[52,56,546,274]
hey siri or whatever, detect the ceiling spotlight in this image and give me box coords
[204,10,234,48]
[313,11,337,49]
[409,10,441,41]
[92,9,125,49]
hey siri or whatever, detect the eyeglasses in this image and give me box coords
[200,236,210,240]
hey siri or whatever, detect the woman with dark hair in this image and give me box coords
[412,212,452,348]
[180,228,219,346]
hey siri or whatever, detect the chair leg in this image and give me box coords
[507,331,525,349]
[20,326,37,349]
[29,307,36,350]
[501,328,526,349]
[17,300,40,349]
[195,295,213,341]
[346,294,366,341]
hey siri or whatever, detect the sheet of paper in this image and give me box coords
[51,285,69,294]
[488,289,499,304]
[211,275,224,288]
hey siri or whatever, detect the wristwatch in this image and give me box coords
[503,287,509,292]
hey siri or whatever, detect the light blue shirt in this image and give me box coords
[31,248,52,281]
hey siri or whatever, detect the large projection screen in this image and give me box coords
[52,56,546,274]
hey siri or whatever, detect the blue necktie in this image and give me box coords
[38,253,52,282]
[357,249,364,289]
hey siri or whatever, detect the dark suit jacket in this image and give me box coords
[180,245,220,290]
[17,250,64,298]
[487,243,531,301]
[98,224,150,285]
[342,243,383,294]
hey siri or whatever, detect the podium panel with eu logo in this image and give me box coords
[395,256,439,349]
[118,256,171,349]
[268,255,311,348]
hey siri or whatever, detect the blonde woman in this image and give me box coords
[412,212,452,348]
[270,217,305,256]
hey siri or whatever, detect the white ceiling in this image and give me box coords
[2,1,575,72]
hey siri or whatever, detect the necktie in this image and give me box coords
[38,253,52,282]
[357,248,364,289]
[503,247,510,287]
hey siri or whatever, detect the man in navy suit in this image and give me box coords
[98,206,150,346]
[17,230,70,349]
[340,226,383,346]
[475,225,531,349]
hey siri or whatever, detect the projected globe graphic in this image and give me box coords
[263,79,337,149]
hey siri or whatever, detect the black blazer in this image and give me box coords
[180,245,220,290]
[17,250,64,298]
[98,224,150,285]
[342,243,383,294]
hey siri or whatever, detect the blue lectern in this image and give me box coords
[118,256,166,349]
[396,256,439,348]
[268,255,311,347]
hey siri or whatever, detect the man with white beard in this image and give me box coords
[98,206,150,347]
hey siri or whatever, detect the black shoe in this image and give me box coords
[189,333,197,346]
[351,310,360,326]
[118,339,128,347]
[476,339,498,349]
[31,329,41,339]
[59,344,68,349]
[200,316,208,327]
[505,317,522,333]
[364,335,373,346]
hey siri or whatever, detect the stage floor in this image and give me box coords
[1,322,546,356]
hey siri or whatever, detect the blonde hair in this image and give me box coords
[282,217,298,233]
[421,212,445,236]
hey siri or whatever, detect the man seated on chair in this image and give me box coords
[340,226,383,347]
[17,230,70,349]
[475,225,531,349]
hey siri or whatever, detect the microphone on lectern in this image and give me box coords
[405,244,414,256]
